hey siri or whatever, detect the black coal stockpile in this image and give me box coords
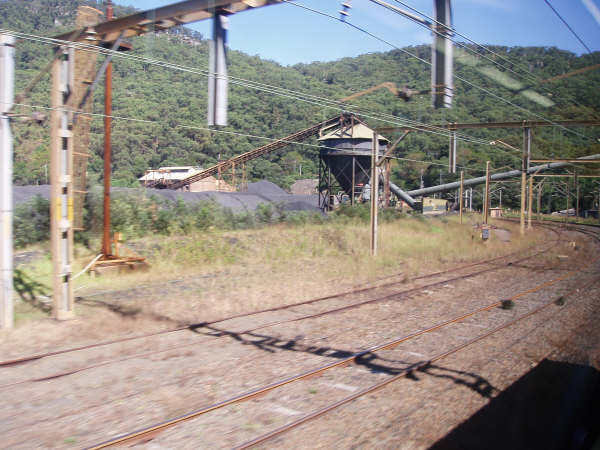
[13,181,319,212]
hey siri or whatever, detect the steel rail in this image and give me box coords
[225,238,562,327]
[2,224,587,439]
[0,236,558,387]
[234,275,600,450]
[501,217,600,240]
[85,232,598,449]
[2,230,561,388]
[0,229,568,436]
[1,224,551,368]
[0,223,578,438]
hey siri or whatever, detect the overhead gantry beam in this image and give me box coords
[530,159,600,164]
[376,119,600,133]
[55,0,282,45]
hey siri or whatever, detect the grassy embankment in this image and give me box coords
[12,213,543,328]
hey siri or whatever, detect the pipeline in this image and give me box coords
[406,154,600,198]
[389,181,417,208]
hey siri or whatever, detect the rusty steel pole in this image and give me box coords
[102,0,113,257]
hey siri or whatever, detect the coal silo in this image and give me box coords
[317,119,389,209]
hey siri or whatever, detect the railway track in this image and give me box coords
[70,223,599,448]
[2,221,597,448]
[0,226,559,384]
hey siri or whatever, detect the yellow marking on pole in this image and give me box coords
[68,197,74,222]
[55,197,62,222]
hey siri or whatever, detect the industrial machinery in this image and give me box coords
[152,114,356,191]
[317,116,389,209]
[422,197,449,215]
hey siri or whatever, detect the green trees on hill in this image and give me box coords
[2,0,599,210]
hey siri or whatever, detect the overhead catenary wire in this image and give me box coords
[280,0,593,142]
[0,32,528,173]
[372,0,543,87]
[386,0,600,122]
[2,11,589,169]
[2,14,594,146]
[15,31,451,139]
[543,0,593,54]
[1,28,505,150]
[2,28,574,162]
[7,100,490,174]
[0,34,547,180]
[389,0,552,87]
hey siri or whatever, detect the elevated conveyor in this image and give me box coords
[165,114,353,191]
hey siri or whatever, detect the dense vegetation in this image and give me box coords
[13,191,411,248]
[2,0,600,210]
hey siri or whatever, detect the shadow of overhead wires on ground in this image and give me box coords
[75,295,180,325]
[191,323,497,399]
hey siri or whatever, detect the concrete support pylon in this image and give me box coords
[0,33,15,329]
[50,47,75,320]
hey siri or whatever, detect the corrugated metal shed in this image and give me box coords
[138,167,201,182]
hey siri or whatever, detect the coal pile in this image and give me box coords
[245,180,287,196]
[14,182,319,213]
[13,185,51,205]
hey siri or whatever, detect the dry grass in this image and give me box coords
[8,213,544,335]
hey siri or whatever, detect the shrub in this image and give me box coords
[255,203,274,224]
[13,188,409,247]
[13,195,50,248]
[332,203,370,222]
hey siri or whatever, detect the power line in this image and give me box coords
[366,3,598,134]
[0,29,529,168]
[374,0,542,88]
[389,0,545,87]
[543,0,593,54]
[0,29,536,164]
[7,100,488,174]
[369,0,600,122]
[1,21,584,166]
[388,0,599,123]
[1,28,501,149]
[280,1,592,142]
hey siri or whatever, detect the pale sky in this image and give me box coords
[115,0,600,66]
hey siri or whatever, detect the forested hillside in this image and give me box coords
[2,0,600,207]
